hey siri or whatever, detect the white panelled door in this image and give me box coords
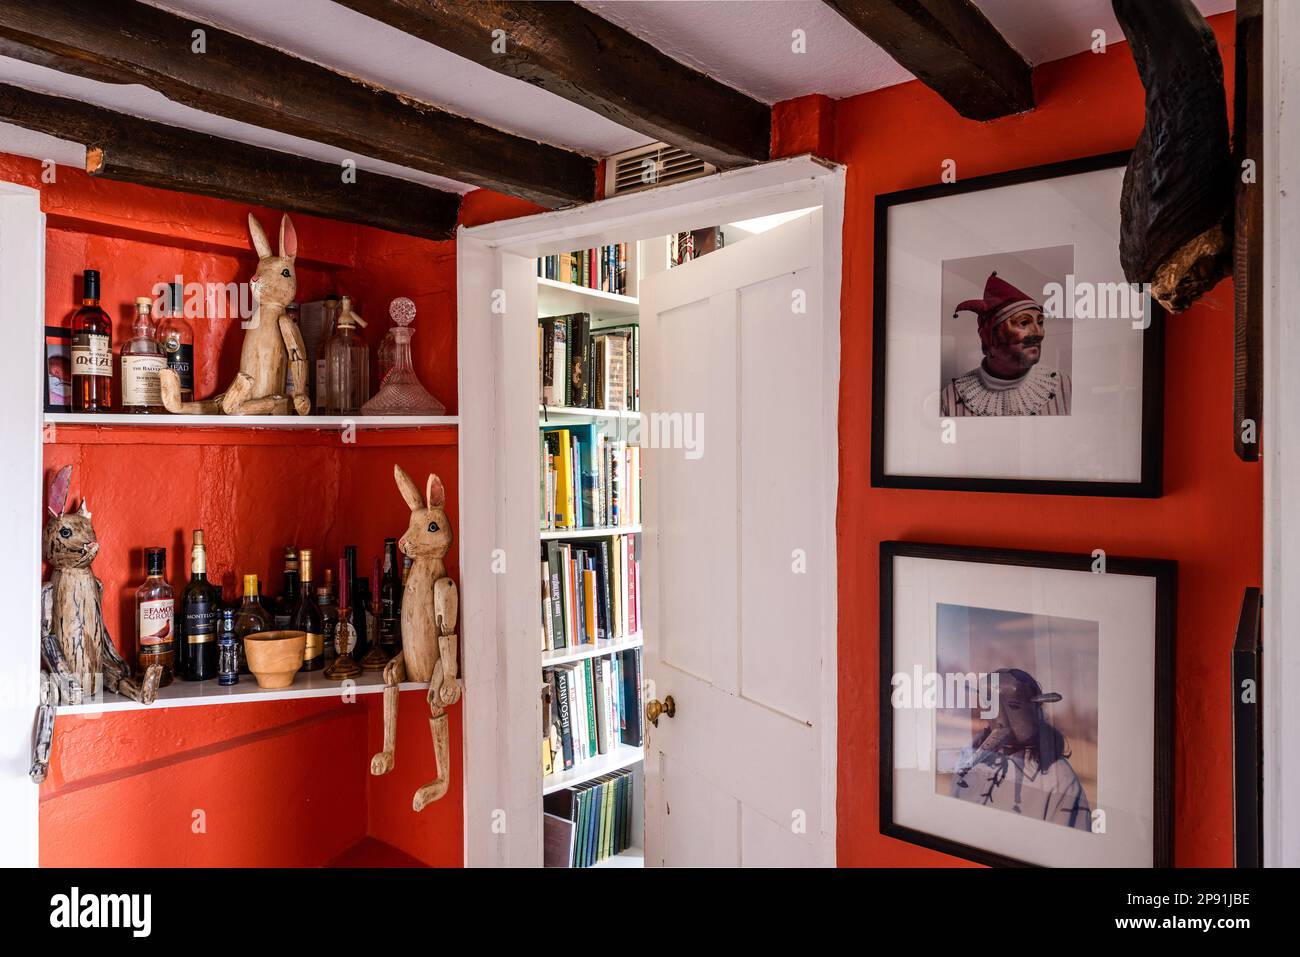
[639,210,834,866]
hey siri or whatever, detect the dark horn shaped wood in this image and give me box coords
[1113,0,1233,313]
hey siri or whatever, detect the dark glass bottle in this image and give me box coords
[344,545,369,659]
[380,537,403,654]
[295,549,326,671]
[271,546,300,629]
[233,574,270,674]
[318,568,339,662]
[179,529,220,681]
[216,607,239,686]
[71,269,113,412]
[135,546,174,687]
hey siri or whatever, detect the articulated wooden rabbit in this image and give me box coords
[159,212,310,416]
[370,466,461,811]
[31,466,162,783]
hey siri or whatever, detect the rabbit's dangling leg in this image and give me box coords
[30,671,57,783]
[413,699,452,812]
[371,652,406,776]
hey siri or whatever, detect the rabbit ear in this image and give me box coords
[76,499,91,520]
[47,465,72,518]
[394,465,424,512]
[279,214,298,260]
[248,213,273,259]
[426,473,445,509]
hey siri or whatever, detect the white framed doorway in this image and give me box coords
[456,155,844,867]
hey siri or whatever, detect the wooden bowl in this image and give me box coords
[244,630,307,689]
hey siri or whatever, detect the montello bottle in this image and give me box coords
[179,529,220,681]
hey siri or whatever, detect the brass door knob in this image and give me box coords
[646,695,676,727]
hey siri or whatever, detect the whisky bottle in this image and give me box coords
[71,269,113,413]
[179,529,220,681]
[380,537,403,654]
[271,546,300,629]
[295,549,326,671]
[318,567,339,662]
[136,547,175,687]
[121,296,166,413]
[156,282,195,403]
[233,573,270,674]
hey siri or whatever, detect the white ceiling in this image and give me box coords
[0,0,1238,197]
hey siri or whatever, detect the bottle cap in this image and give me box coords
[135,296,152,309]
[242,573,259,596]
[145,547,165,574]
[167,282,184,313]
[284,546,299,571]
[299,549,313,583]
[83,270,101,300]
[193,529,205,546]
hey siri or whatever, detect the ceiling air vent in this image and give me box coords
[606,143,716,196]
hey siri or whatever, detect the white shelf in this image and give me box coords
[541,524,641,541]
[539,405,640,424]
[537,276,638,321]
[45,413,458,430]
[56,669,426,715]
[591,846,644,869]
[543,633,643,667]
[543,743,644,795]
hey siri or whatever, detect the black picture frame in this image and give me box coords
[44,325,72,414]
[879,540,1176,868]
[1232,587,1263,867]
[870,151,1166,497]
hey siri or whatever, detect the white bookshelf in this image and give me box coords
[537,254,651,867]
[45,412,458,430]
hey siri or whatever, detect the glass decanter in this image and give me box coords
[361,297,447,415]
[324,296,369,415]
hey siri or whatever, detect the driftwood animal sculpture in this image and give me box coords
[159,213,310,415]
[370,466,461,811]
[32,466,162,783]
[1113,0,1233,313]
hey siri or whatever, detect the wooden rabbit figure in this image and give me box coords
[370,465,461,811]
[31,466,162,782]
[159,212,310,416]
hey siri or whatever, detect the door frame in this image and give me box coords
[456,155,844,867]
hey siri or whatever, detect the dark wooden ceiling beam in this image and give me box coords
[336,0,771,169]
[822,0,1034,120]
[0,0,596,207]
[0,83,461,239]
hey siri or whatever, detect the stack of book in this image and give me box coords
[543,648,643,777]
[540,424,641,531]
[543,767,636,867]
[538,312,638,412]
[540,533,640,652]
[538,245,628,296]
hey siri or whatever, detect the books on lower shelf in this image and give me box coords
[539,424,641,531]
[539,533,640,653]
[538,312,639,412]
[538,245,628,296]
[543,648,643,779]
[543,767,636,867]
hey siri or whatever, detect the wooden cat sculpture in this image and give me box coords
[158,212,310,415]
[31,465,162,783]
[370,466,461,811]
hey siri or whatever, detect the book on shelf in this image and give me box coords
[537,313,638,413]
[543,766,635,867]
[540,424,641,532]
[537,243,628,297]
[539,534,640,652]
[543,647,643,776]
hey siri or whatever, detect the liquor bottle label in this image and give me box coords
[380,616,399,647]
[303,631,323,660]
[315,358,328,408]
[139,598,174,650]
[71,333,111,377]
[122,354,166,406]
[184,601,217,644]
[165,340,195,393]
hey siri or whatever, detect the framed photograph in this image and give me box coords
[871,152,1165,496]
[44,326,72,413]
[880,541,1175,867]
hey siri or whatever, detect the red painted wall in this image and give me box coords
[773,12,1256,867]
[10,152,465,866]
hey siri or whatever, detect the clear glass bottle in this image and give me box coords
[360,297,446,415]
[324,296,369,414]
[313,294,341,413]
[157,281,195,403]
[121,296,166,413]
[136,546,175,687]
[233,573,270,674]
[71,269,113,413]
[377,327,398,386]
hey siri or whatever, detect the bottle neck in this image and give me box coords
[191,547,207,579]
